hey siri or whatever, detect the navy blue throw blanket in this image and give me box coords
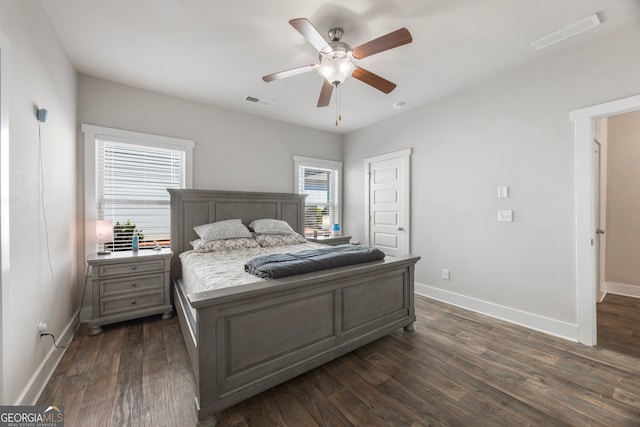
[244,244,385,279]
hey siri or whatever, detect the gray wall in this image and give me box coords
[343,25,640,336]
[78,75,342,192]
[0,1,78,404]
[605,110,640,287]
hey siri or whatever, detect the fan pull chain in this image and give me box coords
[335,83,342,126]
[335,84,339,126]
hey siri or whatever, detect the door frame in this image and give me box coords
[571,93,640,346]
[363,148,411,255]
[592,139,603,303]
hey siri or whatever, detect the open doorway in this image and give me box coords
[572,94,640,346]
[593,112,640,356]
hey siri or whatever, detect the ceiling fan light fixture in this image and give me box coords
[318,57,354,85]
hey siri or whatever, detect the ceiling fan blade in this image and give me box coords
[317,80,334,107]
[289,18,332,54]
[351,27,412,59]
[262,64,318,82]
[352,67,397,94]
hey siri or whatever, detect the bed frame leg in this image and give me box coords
[198,414,217,427]
[403,323,415,332]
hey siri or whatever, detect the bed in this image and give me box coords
[169,189,420,426]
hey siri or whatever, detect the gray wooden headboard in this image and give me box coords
[168,189,306,278]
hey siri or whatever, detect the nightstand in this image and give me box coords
[87,248,173,335]
[307,235,352,246]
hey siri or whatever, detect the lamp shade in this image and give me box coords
[96,219,114,244]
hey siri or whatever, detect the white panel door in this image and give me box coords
[365,149,410,256]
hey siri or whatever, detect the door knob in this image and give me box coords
[397,226,404,231]
[596,229,605,235]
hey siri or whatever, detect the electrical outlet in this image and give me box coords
[442,269,451,280]
[38,322,48,340]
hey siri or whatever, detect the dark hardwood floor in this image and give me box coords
[597,293,640,358]
[39,295,640,426]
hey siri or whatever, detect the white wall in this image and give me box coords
[77,74,342,313]
[0,1,78,404]
[605,110,640,289]
[343,25,640,340]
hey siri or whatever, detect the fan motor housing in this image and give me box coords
[320,41,351,61]
[318,28,352,61]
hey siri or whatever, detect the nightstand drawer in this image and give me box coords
[100,290,164,316]
[100,273,165,296]
[98,259,166,277]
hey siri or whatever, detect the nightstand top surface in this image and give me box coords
[87,248,173,264]
[307,235,351,243]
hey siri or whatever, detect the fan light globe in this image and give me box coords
[318,57,354,85]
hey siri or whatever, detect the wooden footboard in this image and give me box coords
[180,255,419,426]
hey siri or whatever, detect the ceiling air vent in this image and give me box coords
[531,14,601,50]
[244,95,274,106]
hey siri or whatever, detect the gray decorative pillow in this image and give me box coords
[254,233,307,247]
[194,219,252,241]
[249,219,296,235]
[190,237,260,253]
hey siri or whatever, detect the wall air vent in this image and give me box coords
[244,95,274,106]
[531,14,601,50]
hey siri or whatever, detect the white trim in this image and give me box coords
[604,282,640,299]
[571,93,640,346]
[363,149,411,254]
[16,310,79,405]
[415,283,579,342]
[82,124,194,258]
[0,29,11,405]
[293,155,342,170]
[81,124,195,153]
[570,94,640,121]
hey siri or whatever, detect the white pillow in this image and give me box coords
[194,219,252,241]
[249,219,296,235]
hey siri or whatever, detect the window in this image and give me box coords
[83,125,194,252]
[294,156,342,237]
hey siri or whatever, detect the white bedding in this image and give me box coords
[179,241,327,297]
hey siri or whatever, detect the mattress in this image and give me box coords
[180,241,327,293]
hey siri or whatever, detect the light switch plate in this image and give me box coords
[498,186,509,198]
[498,210,513,222]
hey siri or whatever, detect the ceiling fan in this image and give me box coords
[262,18,412,124]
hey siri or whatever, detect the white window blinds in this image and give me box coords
[96,139,186,249]
[294,156,342,238]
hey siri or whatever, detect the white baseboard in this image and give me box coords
[605,281,640,299]
[598,290,607,303]
[415,282,579,342]
[16,311,80,405]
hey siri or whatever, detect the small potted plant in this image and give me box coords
[110,220,144,251]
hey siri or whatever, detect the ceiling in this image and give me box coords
[41,0,640,134]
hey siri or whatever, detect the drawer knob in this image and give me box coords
[131,301,137,305]
[131,266,137,271]
[131,283,137,287]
